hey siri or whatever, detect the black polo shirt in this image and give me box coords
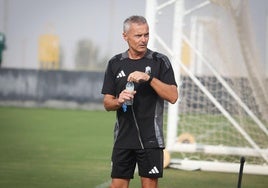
[101,49,177,149]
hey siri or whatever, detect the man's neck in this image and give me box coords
[128,49,147,60]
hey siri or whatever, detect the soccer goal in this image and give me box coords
[146,0,268,175]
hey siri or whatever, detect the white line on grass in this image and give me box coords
[95,180,111,188]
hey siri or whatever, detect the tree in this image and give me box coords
[75,39,107,71]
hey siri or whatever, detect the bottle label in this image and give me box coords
[125,81,134,105]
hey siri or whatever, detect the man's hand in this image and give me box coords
[128,71,150,83]
[118,89,136,105]
[103,90,135,111]
[128,71,178,104]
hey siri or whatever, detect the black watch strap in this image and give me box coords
[148,75,153,83]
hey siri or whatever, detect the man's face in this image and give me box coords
[123,23,149,54]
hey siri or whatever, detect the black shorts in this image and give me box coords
[111,148,163,179]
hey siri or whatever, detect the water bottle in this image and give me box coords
[125,81,134,105]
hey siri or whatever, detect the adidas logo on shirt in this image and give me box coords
[148,166,159,174]
[116,70,126,78]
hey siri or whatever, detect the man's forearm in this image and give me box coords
[150,77,178,104]
[103,95,122,111]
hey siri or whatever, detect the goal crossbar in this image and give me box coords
[168,143,268,157]
[169,159,268,175]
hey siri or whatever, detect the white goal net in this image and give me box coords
[146,0,268,175]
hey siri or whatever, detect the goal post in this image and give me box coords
[146,0,268,175]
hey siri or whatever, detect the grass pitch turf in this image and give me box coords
[0,107,267,188]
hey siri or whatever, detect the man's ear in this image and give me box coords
[123,32,127,41]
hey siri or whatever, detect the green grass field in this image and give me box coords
[0,107,267,188]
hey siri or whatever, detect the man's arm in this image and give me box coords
[103,90,136,111]
[149,77,178,104]
[103,94,122,111]
[127,71,178,104]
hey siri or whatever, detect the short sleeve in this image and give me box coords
[101,59,116,96]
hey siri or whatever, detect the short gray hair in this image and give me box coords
[123,15,148,32]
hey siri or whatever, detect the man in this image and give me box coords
[101,15,178,188]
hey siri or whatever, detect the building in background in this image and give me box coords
[38,34,60,69]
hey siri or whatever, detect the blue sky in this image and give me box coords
[0,0,267,73]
